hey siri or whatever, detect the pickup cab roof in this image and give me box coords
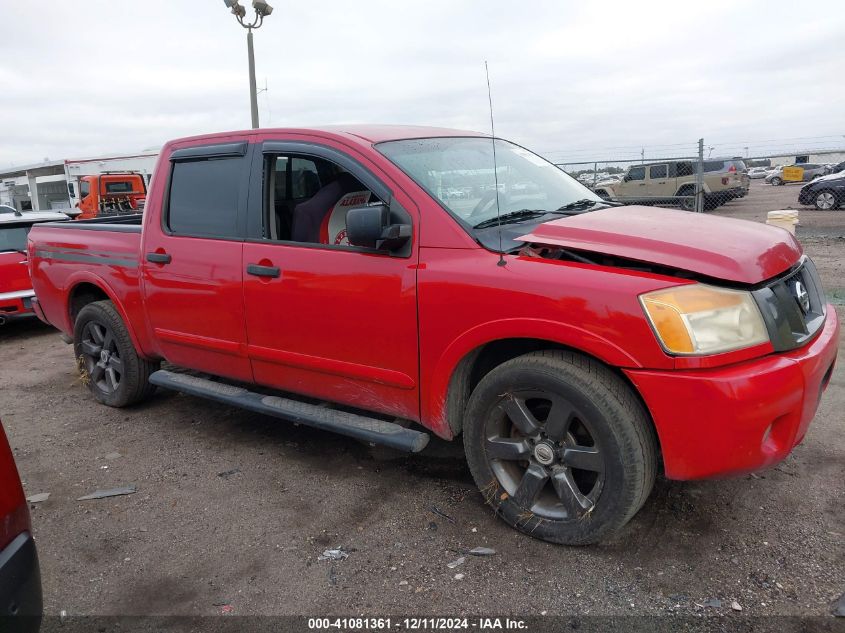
[165,125,488,150]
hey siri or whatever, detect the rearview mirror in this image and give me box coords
[346,204,411,252]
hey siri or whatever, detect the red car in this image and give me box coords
[0,207,68,325]
[28,127,839,544]
[0,420,42,631]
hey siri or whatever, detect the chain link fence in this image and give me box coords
[552,140,721,213]
[551,141,845,213]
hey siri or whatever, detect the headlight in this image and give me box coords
[640,284,769,355]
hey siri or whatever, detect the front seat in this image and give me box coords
[291,173,362,244]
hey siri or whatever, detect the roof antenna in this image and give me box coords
[485,61,506,267]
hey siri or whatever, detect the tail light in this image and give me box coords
[728,165,737,173]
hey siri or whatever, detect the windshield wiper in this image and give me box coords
[556,198,619,212]
[473,209,546,229]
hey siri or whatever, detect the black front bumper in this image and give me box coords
[0,533,42,633]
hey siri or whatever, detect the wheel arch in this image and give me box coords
[65,273,146,358]
[438,335,663,467]
[426,318,648,432]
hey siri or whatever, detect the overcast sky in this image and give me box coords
[1,0,843,167]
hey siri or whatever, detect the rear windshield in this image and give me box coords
[105,181,135,194]
[0,226,30,253]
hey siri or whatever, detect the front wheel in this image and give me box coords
[463,351,657,545]
[814,190,839,210]
[770,176,783,186]
[73,300,159,407]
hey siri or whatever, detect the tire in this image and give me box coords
[770,177,783,186]
[73,300,158,407]
[463,350,657,545]
[814,190,839,210]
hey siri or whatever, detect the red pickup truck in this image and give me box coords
[28,126,839,545]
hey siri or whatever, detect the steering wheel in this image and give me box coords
[469,189,509,218]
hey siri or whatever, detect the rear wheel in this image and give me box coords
[463,351,657,545]
[814,190,839,210]
[73,300,158,407]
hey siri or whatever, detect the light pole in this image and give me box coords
[223,0,273,129]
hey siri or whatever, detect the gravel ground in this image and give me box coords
[1,180,843,620]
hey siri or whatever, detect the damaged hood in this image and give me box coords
[518,205,802,284]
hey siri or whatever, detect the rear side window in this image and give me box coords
[167,158,242,238]
[676,162,694,177]
[627,166,645,181]
[649,164,667,179]
[703,160,725,172]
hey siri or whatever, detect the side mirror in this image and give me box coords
[346,204,411,251]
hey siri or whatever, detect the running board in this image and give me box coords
[149,370,430,453]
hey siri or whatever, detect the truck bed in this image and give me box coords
[28,216,143,336]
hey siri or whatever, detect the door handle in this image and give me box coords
[247,264,281,278]
[146,252,172,264]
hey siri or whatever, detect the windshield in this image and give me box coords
[377,137,603,230]
[0,226,30,253]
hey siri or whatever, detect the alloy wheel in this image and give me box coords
[79,321,123,394]
[815,192,836,210]
[484,389,605,520]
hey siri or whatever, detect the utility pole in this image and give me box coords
[223,0,274,129]
[695,138,704,213]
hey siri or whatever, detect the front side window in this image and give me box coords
[0,226,30,253]
[264,153,377,245]
[377,137,600,229]
[627,166,645,181]
[80,180,91,199]
[167,158,242,238]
